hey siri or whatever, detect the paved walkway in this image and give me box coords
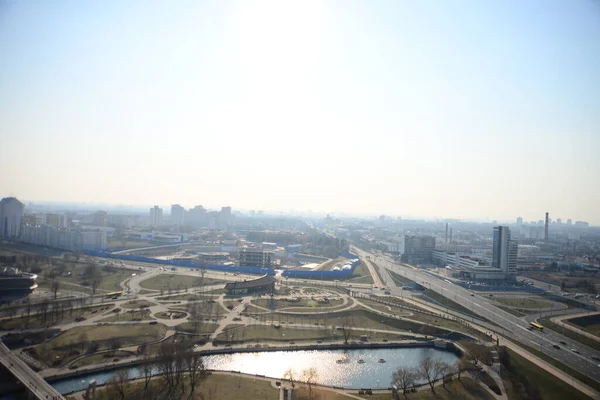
[551,312,600,344]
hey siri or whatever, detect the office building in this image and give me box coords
[93,211,108,227]
[171,204,185,226]
[239,248,273,268]
[492,226,517,276]
[225,274,275,295]
[567,219,572,226]
[0,197,24,239]
[149,206,162,227]
[516,217,523,229]
[399,235,436,264]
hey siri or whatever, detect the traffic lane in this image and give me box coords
[371,253,600,379]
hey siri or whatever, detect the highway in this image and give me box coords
[0,342,64,399]
[353,247,600,386]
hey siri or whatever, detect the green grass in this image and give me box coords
[539,317,600,352]
[29,323,167,367]
[36,278,94,295]
[495,297,554,309]
[500,347,593,400]
[139,274,225,290]
[421,290,487,321]
[495,305,528,317]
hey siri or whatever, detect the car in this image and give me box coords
[553,344,560,349]
[571,349,580,354]
[193,344,198,348]
[289,341,295,345]
[559,341,567,345]
[470,293,475,296]
[316,340,322,344]
[591,356,600,361]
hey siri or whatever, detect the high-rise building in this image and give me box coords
[556,218,562,225]
[516,217,523,228]
[445,223,449,243]
[93,211,108,226]
[188,205,207,227]
[567,219,572,226]
[492,226,517,276]
[149,206,162,227]
[220,206,233,229]
[544,212,549,242]
[399,235,436,264]
[171,204,185,226]
[0,197,24,239]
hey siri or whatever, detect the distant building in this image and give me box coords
[567,219,572,226]
[171,204,185,226]
[21,224,106,251]
[198,252,230,264]
[0,197,24,239]
[149,206,162,227]
[399,235,436,264]
[92,211,108,227]
[575,221,589,228]
[492,226,517,277]
[239,248,273,268]
[224,274,276,295]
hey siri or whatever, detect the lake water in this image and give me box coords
[14,347,458,396]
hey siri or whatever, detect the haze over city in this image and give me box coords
[2,0,600,224]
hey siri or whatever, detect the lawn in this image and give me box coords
[565,314,600,338]
[0,304,114,330]
[355,378,494,400]
[500,347,593,400]
[174,322,220,334]
[121,299,156,309]
[86,372,280,400]
[251,298,345,310]
[71,350,135,368]
[495,297,554,309]
[29,323,167,367]
[357,298,412,316]
[97,308,154,322]
[140,274,225,290]
[338,262,374,284]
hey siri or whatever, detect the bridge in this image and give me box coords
[0,342,64,400]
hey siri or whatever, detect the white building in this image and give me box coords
[171,204,185,226]
[492,226,517,277]
[20,224,106,251]
[0,197,24,239]
[149,206,162,227]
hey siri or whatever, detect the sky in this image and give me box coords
[1,0,599,224]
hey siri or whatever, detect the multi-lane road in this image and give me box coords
[0,343,64,399]
[353,247,600,386]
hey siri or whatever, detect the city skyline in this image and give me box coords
[2,1,599,224]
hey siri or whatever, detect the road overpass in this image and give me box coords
[0,342,64,399]
[353,246,600,390]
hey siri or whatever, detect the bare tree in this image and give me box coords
[107,369,129,400]
[301,367,318,399]
[183,349,206,399]
[391,366,418,397]
[455,355,470,381]
[51,280,60,300]
[417,356,449,393]
[137,355,154,393]
[39,299,50,325]
[78,332,88,353]
[91,279,100,295]
[283,368,297,388]
[340,314,353,344]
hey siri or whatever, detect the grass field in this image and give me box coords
[121,299,155,309]
[83,372,280,400]
[357,298,412,316]
[140,274,225,290]
[0,304,114,330]
[338,262,374,285]
[354,378,494,400]
[71,350,135,368]
[565,314,600,338]
[251,298,345,310]
[97,309,154,322]
[30,323,167,367]
[495,297,554,309]
[500,347,593,400]
[174,322,220,334]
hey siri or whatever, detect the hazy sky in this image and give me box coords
[1,1,599,223]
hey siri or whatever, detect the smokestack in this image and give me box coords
[445,223,448,244]
[544,212,549,242]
